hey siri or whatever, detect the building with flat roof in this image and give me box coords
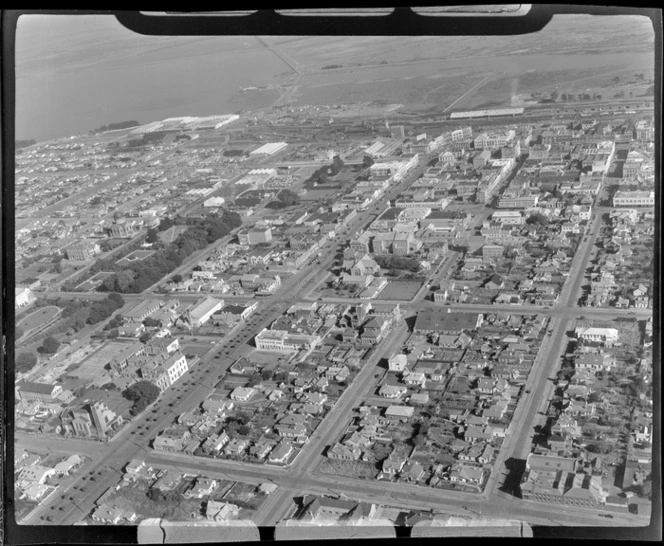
[65,241,101,262]
[254,328,320,352]
[520,453,606,508]
[450,107,524,119]
[250,142,288,156]
[613,191,654,207]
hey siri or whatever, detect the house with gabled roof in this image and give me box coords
[206,500,240,522]
[380,454,408,479]
[184,477,218,499]
[401,461,426,483]
[92,504,138,525]
[327,443,361,461]
[268,440,294,464]
[448,463,485,487]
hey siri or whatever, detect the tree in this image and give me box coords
[526,212,548,227]
[362,155,374,168]
[170,274,183,284]
[143,317,162,328]
[145,228,159,243]
[158,217,174,232]
[122,380,160,414]
[277,189,300,207]
[16,352,38,373]
[139,332,153,344]
[39,336,61,354]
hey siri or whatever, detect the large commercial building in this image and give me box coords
[474,130,516,150]
[250,142,288,156]
[612,191,654,207]
[17,382,63,403]
[450,107,524,120]
[189,297,224,327]
[520,454,606,508]
[65,241,101,262]
[236,168,277,186]
[254,328,320,352]
[140,351,189,391]
[123,299,163,323]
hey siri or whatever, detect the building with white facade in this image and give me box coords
[254,328,320,352]
[613,191,654,207]
[250,142,288,156]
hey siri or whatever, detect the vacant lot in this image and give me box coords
[319,458,379,480]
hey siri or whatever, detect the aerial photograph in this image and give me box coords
[9,7,658,542]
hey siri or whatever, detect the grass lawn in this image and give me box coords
[319,459,379,480]
[17,306,61,332]
[379,280,422,301]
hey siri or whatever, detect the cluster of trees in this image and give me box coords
[222,149,246,157]
[16,352,38,374]
[559,93,602,101]
[411,417,431,447]
[90,120,140,134]
[37,336,61,354]
[87,293,125,325]
[303,156,345,189]
[265,189,300,209]
[374,255,420,272]
[122,380,160,415]
[124,131,167,149]
[93,211,241,293]
[526,212,549,227]
[224,413,252,437]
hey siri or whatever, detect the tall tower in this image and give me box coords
[89,402,110,437]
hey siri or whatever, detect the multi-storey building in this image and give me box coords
[613,191,654,207]
[254,328,320,352]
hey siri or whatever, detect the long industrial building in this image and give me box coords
[250,142,288,156]
[450,107,524,119]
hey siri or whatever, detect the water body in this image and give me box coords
[15,15,290,141]
[15,13,655,141]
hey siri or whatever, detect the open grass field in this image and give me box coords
[379,280,423,301]
[17,305,61,333]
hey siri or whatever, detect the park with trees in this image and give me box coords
[86,210,241,293]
